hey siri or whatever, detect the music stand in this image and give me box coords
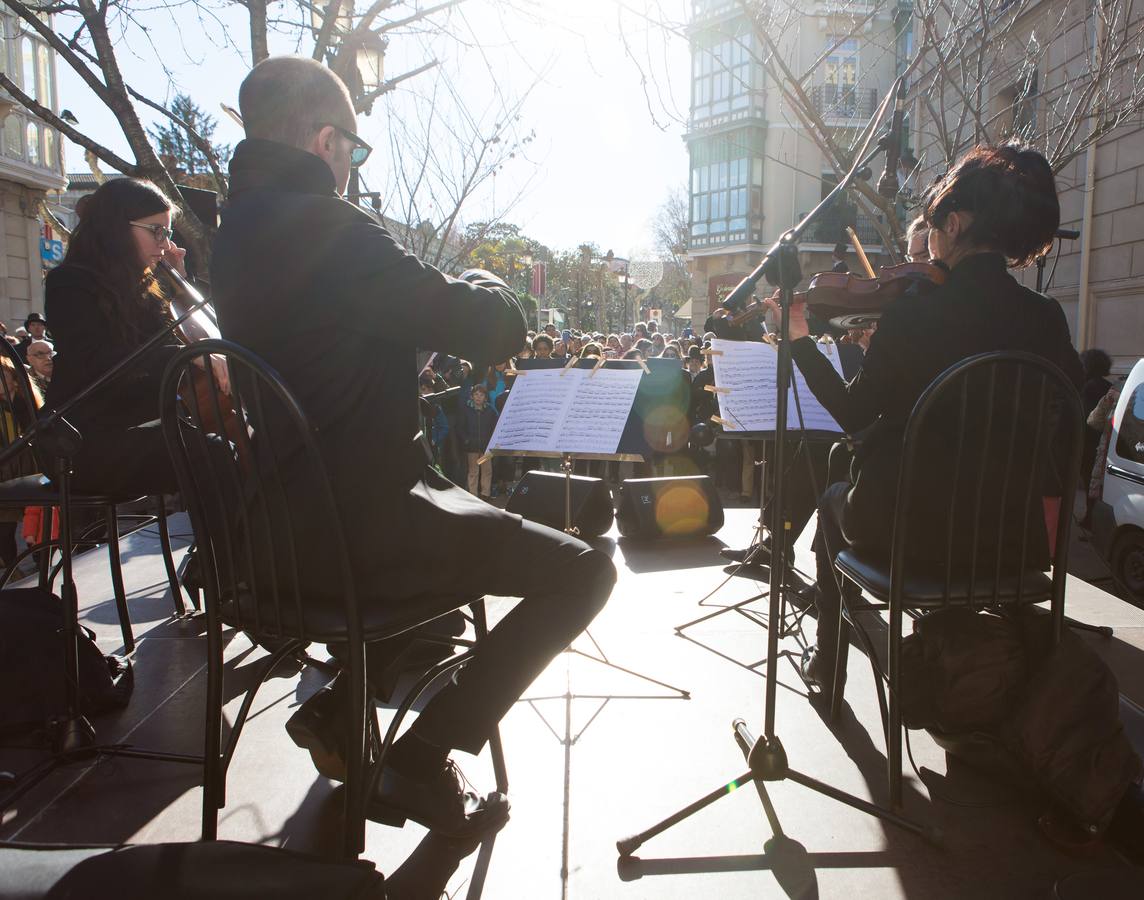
[487,357,689,700]
[617,75,937,861]
[674,433,818,676]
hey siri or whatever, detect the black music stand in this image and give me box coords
[617,75,937,862]
[488,356,690,701]
[0,297,210,814]
[675,431,820,677]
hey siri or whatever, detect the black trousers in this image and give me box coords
[69,421,178,497]
[367,518,614,755]
[761,438,831,545]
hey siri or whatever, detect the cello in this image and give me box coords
[158,261,245,448]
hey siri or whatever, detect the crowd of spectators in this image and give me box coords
[417,317,799,505]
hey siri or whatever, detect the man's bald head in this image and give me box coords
[239,55,355,149]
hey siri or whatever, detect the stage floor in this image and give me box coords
[2,505,1143,899]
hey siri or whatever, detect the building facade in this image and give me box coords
[0,9,66,330]
[684,0,902,327]
[909,0,1144,369]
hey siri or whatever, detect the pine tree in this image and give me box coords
[147,94,230,188]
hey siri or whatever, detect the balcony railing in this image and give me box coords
[809,84,879,121]
[797,209,884,248]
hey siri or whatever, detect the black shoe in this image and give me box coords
[721,542,788,568]
[719,546,755,563]
[800,649,828,690]
[286,682,349,782]
[799,645,843,693]
[369,760,510,838]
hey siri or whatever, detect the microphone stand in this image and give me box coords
[618,78,938,861]
[0,293,212,814]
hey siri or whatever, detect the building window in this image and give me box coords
[692,30,757,124]
[1,15,58,170]
[25,120,39,165]
[823,37,859,116]
[995,71,1038,140]
[689,128,764,244]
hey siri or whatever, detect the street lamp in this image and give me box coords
[309,3,388,201]
[356,31,387,98]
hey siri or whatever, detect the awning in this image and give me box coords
[673,299,693,320]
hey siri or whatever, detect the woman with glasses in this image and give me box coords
[44,177,192,495]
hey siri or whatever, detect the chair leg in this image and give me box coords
[830,583,849,722]
[888,602,903,810]
[105,506,134,654]
[37,506,52,589]
[342,641,369,859]
[1064,615,1113,638]
[154,496,186,617]
[473,600,509,795]
[202,616,225,840]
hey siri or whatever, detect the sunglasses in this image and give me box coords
[130,222,174,243]
[316,122,372,166]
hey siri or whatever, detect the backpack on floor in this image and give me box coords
[0,588,133,733]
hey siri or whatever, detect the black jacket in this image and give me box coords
[44,264,180,430]
[211,139,526,599]
[792,253,1083,566]
[457,402,498,453]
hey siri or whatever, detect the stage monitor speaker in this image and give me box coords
[617,475,723,539]
[506,470,614,537]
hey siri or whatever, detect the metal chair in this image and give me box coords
[829,351,1084,809]
[159,339,506,858]
[0,340,186,652]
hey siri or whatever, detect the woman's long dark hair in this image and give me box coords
[63,178,176,340]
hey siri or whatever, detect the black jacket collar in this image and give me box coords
[947,252,1007,282]
[227,138,338,199]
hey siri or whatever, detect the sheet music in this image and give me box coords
[487,368,575,452]
[487,366,642,454]
[711,338,845,433]
[558,367,643,454]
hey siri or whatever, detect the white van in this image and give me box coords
[1091,357,1144,601]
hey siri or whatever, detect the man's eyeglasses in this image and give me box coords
[130,222,174,243]
[316,122,372,166]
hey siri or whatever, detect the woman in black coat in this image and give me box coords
[774,143,1084,688]
[45,178,219,496]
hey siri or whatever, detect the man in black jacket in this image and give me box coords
[211,56,615,837]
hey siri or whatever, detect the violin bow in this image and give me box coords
[846,226,878,279]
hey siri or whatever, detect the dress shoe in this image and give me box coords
[369,760,510,838]
[286,681,349,781]
[799,645,844,693]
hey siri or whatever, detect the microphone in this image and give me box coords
[878,80,908,200]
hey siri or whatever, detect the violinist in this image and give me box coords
[904,215,930,263]
[44,178,226,497]
[771,143,1084,692]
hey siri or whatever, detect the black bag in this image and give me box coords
[898,607,1027,733]
[0,589,133,733]
[1001,614,1144,832]
[900,606,1143,833]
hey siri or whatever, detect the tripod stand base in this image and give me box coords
[50,714,96,753]
[616,717,941,858]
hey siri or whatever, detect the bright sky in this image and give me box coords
[56,0,692,258]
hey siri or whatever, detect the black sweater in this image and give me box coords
[44,264,180,430]
[791,253,1083,563]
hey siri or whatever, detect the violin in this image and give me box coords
[707,261,947,335]
[802,261,947,329]
[158,261,245,449]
